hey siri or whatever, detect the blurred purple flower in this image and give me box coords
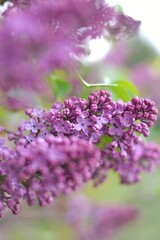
[0,0,140,96]
[106,12,141,39]
[66,195,138,240]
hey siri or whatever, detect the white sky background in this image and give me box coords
[87,0,160,62]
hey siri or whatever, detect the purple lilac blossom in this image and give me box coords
[0,135,101,217]
[14,90,159,185]
[66,195,138,240]
[14,135,101,205]
[106,12,141,40]
[93,141,160,185]
[0,89,159,216]
[0,139,25,217]
[0,0,140,95]
[17,90,158,155]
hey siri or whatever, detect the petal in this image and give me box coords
[75,124,82,131]
[108,127,116,136]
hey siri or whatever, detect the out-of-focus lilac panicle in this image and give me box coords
[106,12,141,40]
[0,0,140,95]
[66,195,138,240]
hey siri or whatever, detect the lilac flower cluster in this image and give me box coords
[0,135,100,217]
[15,135,101,205]
[0,0,140,94]
[16,90,157,152]
[13,90,159,185]
[94,141,160,185]
[0,89,159,218]
[66,195,138,240]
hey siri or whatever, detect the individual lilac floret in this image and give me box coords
[66,195,138,240]
[13,135,101,206]
[15,108,48,141]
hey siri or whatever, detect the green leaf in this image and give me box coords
[47,70,72,101]
[110,79,139,102]
[115,5,123,13]
[96,134,112,149]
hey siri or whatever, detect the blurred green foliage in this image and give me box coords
[47,70,72,101]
